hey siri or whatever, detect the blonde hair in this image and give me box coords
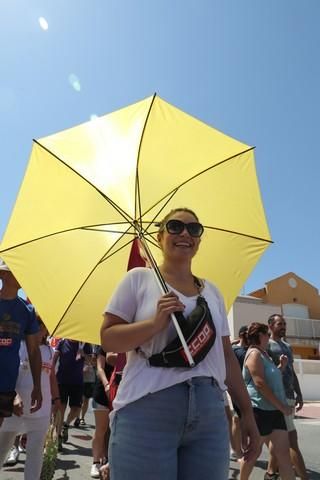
[157,208,199,233]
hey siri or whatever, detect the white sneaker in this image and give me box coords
[90,463,101,478]
[230,449,242,461]
[5,446,20,466]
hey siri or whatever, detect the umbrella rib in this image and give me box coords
[144,188,180,235]
[0,224,136,253]
[146,225,272,244]
[140,146,256,220]
[134,92,157,227]
[51,236,136,337]
[100,238,139,262]
[204,225,273,244]
[0,221,272,255]
[144,235,161,250]
[33,141,255,239]
[173,146,256,191]
[33,139,135,225]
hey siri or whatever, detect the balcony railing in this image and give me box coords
[285,315,320,345]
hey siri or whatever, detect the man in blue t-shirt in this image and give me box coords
[0,260,42,427]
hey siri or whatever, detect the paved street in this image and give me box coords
[1,403,319,480]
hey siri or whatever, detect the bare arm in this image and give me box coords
[50,362,62,413]
[25,334,42,413]
[13,393,24,417]
[50,364,60,400]
[100,292,185,353]
[223,336,260,461]
[245,349,291,415]
[293,369,303,411]
[106,352,118,367]
[97,353,109,393]
[101,313,158,353]
[277,354,288,372]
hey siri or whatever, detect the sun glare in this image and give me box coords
[68,74,81,92]
[38,17,49,30]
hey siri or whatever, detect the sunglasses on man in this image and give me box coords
[165,219,204,238]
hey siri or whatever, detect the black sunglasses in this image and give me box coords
[165,219,204,237]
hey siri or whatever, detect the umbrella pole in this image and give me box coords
[138,236,195,367]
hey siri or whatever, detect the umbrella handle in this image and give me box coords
[169,312,195,367]
[138,236,195,367]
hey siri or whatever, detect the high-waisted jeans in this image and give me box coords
[108,376,229,480]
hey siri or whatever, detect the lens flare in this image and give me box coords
[38,17,49,30]
[68,74,81,92]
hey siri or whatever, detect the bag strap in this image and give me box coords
[193,275,204,293]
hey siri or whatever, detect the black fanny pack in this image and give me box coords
[148,295,216,368]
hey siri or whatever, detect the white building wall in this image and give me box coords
[295,359,320,401]
[228,297,279,340]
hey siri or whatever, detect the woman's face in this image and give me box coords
[157,211,202,261]
[259,330,270,349]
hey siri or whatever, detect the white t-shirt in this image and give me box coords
[1,342,53,432]
[105,267,230,412]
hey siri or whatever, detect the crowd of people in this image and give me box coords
[229,316,308,480]
[0,207,309,479]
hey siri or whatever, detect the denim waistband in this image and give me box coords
[183,376,217,386]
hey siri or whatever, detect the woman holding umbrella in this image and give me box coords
[101,207,259,480]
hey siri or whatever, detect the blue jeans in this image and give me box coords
[109,377,229,480]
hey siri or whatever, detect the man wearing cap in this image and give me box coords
[0,260,42,427]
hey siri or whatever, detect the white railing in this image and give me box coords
[294,359,320,401]
[285,315,320,340]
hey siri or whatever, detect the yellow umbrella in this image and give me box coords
[0,94,272,345]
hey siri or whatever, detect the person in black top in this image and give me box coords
[230,325,249,459]
[232,325,249,370]
[90,347,115,478]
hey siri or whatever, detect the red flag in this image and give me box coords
[127,238,146,270]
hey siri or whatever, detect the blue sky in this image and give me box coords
[1,0,319,294]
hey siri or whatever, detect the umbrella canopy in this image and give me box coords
[0,94,272,344]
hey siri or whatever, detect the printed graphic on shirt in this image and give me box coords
[0,312,21,347]
[0,338,13,346]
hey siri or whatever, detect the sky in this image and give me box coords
[0,0,319,295]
